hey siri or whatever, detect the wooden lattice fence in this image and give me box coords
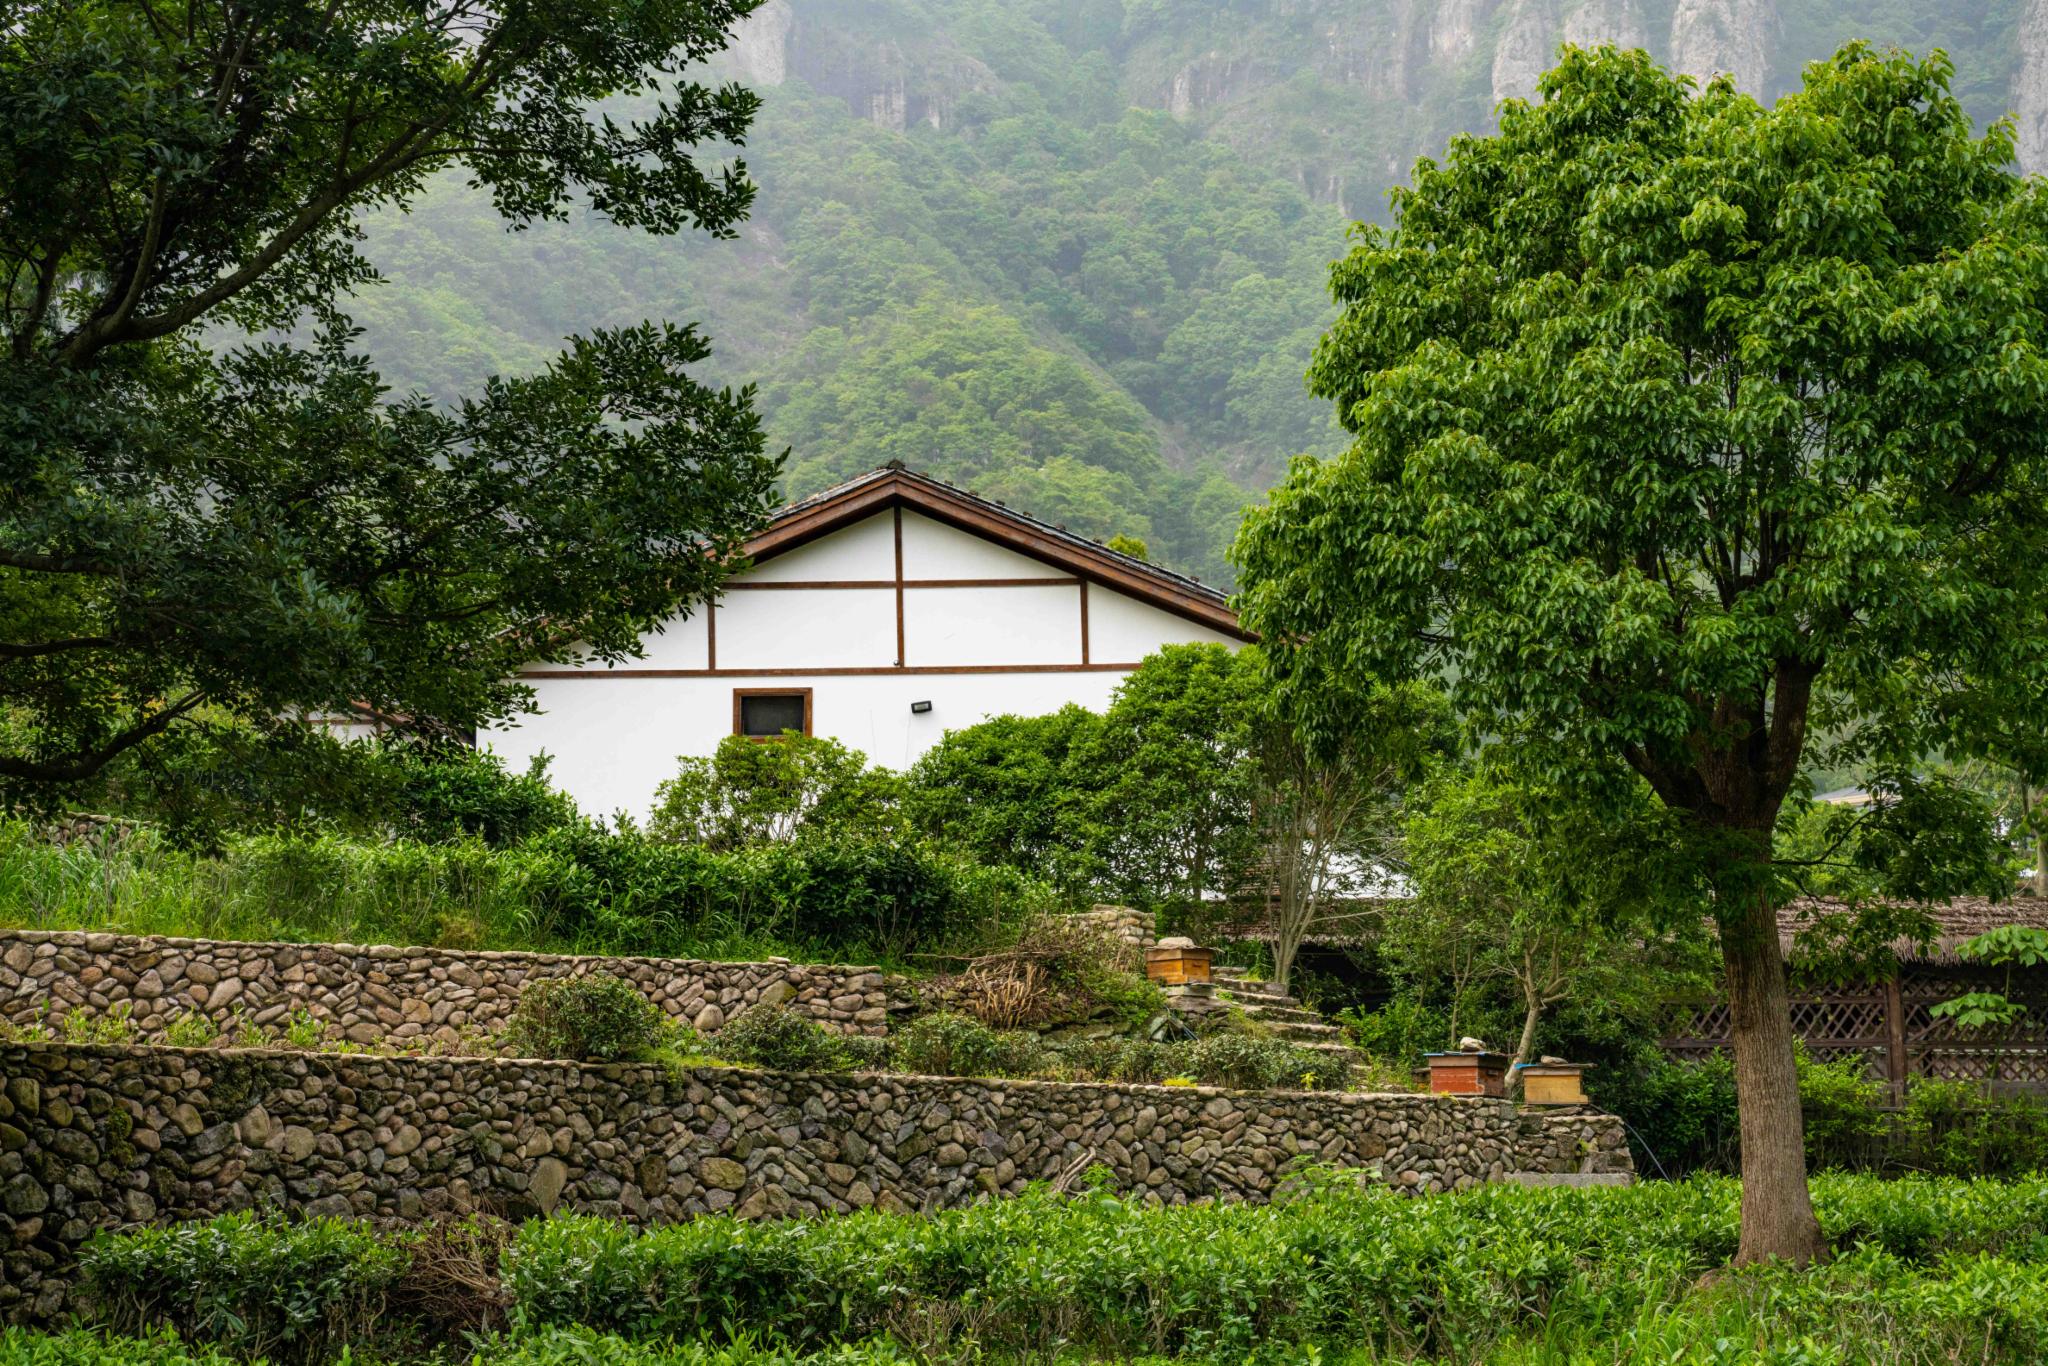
[1664,964,2048,1096]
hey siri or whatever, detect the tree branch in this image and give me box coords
[0,636,117,659]
[0,690,205,783]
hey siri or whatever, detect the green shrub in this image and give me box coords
[1338,997,1446,1073]
[709,1004,850,1072]
[163,1011,219,1048]
[0,819,1055,966]
[58,1004,141,1046]
[468,1327,914,1365]
[889,1011,1049,1078]
[501,1175,2048,1361]
[0,1328,241,1365]
[1045,1033,1352,1091]
[1166,1033,1353,1091]
[381,745,582,848]
[1796,1045,1891,1171]
[834,1034,894,1072]
[79,1213,410,1365]
[1901,1080,2048,1179]
[501,974,669,1062]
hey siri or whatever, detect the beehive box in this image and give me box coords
[1143,945,1214,986]
[1425,1052,1510,1098]
[1518,1063,1591,1105]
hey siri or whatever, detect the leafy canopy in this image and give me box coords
[1236,44,2048,894]
[0,0,781,805]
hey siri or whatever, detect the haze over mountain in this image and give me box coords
[350,0,2041,582]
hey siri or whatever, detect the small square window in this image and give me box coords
[734,689,812,739]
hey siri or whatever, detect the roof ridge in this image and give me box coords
[763,465,1234,610]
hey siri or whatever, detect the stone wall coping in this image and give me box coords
[0,926,886,977]
[0,1038,1497,1110]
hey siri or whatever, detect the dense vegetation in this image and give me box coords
[336,1,2047,587]
[0,0,780,812]
[25,1175,2048,1363]
[352,66,1345,583]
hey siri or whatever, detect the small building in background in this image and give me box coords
[487,466,1250,819]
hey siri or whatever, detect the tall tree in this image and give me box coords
[1,0,781,807]
[1235,46,2048,1263]
[1255,674,1448,990]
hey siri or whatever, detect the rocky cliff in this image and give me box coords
[717,1,2043,189]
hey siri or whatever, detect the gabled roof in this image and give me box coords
[748,466,1249,640]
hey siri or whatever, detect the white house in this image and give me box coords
[486,466,1251,819]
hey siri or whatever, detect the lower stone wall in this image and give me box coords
[0,1041,1631,1320]
[0,930,905,1046]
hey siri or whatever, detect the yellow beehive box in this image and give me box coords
[1518,1063,1591,1105]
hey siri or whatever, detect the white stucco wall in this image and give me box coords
[485,508,1244,820]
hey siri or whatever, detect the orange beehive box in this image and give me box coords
[1424,1052,1510,1097]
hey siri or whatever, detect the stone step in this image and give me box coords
[1210,964,1249,980]
[1267,1021,1346,1042]
[1223,989,1300,1009]
[1224,999,1323,1024]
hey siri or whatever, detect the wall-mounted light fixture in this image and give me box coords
[910,700,933,715]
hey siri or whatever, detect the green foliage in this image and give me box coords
[501,1176,2048,1361]
[709,1005,852,1074]
[904,705,1100,892]
[1072,643,1262,912]
[1337,998,1448,1075]
[1240,41,2048,902]
[1932,924,2048,1032]
[58,1002,141,1046]
[1237,42,2048,1253]
[79,1213,409,1365]
[887,1011,1049,1079]
[1793,1048,1892,1170]
[1901,1080,2048,1180]
[1050,1033,1352,1092]
[163,1011,219,1049]
[1595,1047,2048,1180]
[460,1329,915,1365]
[0,1329,241,1365]
[903,645,1435,933]
[380,747,583,850]
[0,0,780,810]
[502,974,672,1063]
[649,735,903,851]
[0,820,1053,966]
[1394,757,1713,1065]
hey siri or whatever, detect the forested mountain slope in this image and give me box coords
[349,0,2042,583]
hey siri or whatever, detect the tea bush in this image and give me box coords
[0,1328,242,1365]
[501,974,671,1062]
[501,1174,2048,1362]
[709,1004,852,1072]
[53,1176,2048,1364]
[888,1011,1050,1078]
[1049,1034,1352,1091]
[79,1213,410,1365]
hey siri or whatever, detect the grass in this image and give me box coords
[0,821,905,966]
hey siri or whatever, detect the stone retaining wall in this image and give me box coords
[0,1041,1631,1320]
[0,930,906,1047]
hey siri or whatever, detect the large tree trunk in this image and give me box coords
[1722,886,1829,1266]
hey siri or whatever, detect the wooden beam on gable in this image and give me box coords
[741,469,1249,641]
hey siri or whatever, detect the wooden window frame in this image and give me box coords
[732,687,814,740]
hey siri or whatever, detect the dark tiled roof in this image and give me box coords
[766,465,1231,609]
